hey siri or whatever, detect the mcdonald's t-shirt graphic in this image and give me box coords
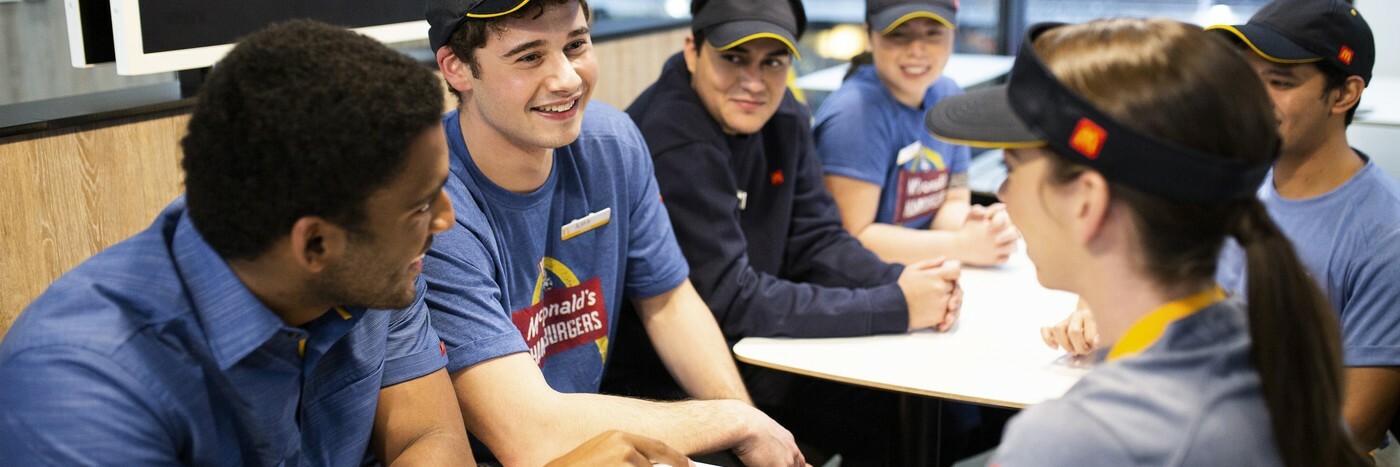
[893,141,950,224]
[511,258,610,366]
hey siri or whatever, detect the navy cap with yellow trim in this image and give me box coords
[867,0,958,34]
[691,0,806,59]
[1206,0,1374,85]
[925,22,1272,205]
[426,0,533,51]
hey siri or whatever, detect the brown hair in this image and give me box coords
[1034,18,1366,467]
[444,0,591,95]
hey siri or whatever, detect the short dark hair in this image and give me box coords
[1317,62,1361,126]
[445,0,591,98]
[182,20,443,261]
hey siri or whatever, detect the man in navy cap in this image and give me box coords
[422,0,804,465]
[617,0,969,462]
[1208,0,1400,452]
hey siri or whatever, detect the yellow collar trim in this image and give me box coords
[715,33,802,60]
[880,11,956,35]
[1203,25,1324,65]
[1106,286,1227,362]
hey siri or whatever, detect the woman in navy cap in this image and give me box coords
[815,0,1019,268]
[925,18,1367,466]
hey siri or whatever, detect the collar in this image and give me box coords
[1106,285,1228,362]
[171,206,290,370]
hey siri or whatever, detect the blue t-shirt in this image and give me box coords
[813,65,972,228]
[424,103,690,393]
[992,299,1281,466]
[1217,159,1400,367]
[0,199,447,465]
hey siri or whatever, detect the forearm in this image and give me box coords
[930,190,971,231]
[1342,366,1400,450]
[857,222,963,264]
[638,282,751,404]
[386,430,476,467]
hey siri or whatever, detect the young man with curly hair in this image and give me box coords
[423,0,803,464]
[0,20,468,464]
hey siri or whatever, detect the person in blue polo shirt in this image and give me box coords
[926,18,1368,466]
[815,0,1018,267]
[422,0,803,465]
[0,21,469,465]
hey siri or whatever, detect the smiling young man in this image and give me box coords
[423,0,803,465]
[1207,0,1400,453]
[0,21,471,465]
[616,0,966,462]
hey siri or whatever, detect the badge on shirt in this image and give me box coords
[893,141,949,224]
[511,257,610,366]
[561,208,611,241]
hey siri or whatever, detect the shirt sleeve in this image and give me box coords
[813,87,891,186]
[990,399,1136,467]
[0,348,179,464]
[381,276,450,387]
[619,123,691,299]
[1339,227,1400,367]
[422,218,530,374]
[652,140,909,339]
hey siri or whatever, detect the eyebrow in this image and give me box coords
[501,28,591,58]
[413,176,449,209]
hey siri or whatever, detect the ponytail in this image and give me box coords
[1232,202,1369,467]
[842,51,874,82]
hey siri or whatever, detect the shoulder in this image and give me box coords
[627,87,724,156]
[994,397,1135,466]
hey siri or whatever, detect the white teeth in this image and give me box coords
[902,66,929,75]
[535,100,576,113]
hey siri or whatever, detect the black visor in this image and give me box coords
[925,22,1273,204]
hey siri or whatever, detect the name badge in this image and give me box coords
[562,208,611,241]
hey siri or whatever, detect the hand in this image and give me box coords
[955,204,1020,266]
[729,402,805,467]
[545,430,689,467]
[1040,304,1098,356]
[899,258,962,331]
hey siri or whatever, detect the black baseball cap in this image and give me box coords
[868,0,958,34]
[691,0,806,59]
[426,0,533,51]
[925,22,1272,205]
[1205,0,1374,84]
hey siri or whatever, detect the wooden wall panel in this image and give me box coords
[0,27,685,339]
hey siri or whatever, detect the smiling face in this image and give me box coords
[1239,52,1335,159]
[684,36,793,135]
[457,0,597,152]
[870,17,954,108]
[318,126,454,310]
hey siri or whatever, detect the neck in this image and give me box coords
[458,105,554,194]
[1272,129,1362,199]
[1075,256,1214,347]
[227,258,326,327]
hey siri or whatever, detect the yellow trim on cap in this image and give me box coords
[881,11,956,35]
[715,32,802,60]
[1106,286,1227,362]
[334,306,353,320]
[1204,24,1323,65]
[932,134,1046,149]
[465,0,531,18]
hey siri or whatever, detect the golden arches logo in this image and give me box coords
[531,257,608,360]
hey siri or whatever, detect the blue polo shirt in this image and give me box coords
[0,199,448,465]
[814,65,971,229]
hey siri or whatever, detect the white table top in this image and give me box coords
[733,251,1088,409]
[793,53,1015,92]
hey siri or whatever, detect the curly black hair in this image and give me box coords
[182,19,443,261]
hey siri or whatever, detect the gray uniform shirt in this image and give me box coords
[991,299,1282,466]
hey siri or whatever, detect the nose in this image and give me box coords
[907,39,928,59]
[429,189,454,234]
[545,52,584,96]
[996,177,1009,201]
[738,64,766,94]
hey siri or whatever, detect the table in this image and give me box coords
[733,251,1088,409]
[793,53,1015,93]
